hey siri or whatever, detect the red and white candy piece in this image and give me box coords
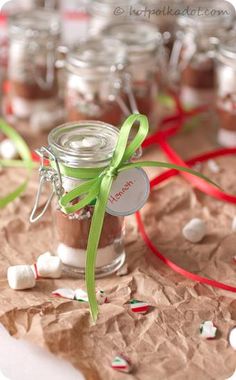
[74,289,88,302]
[129,299,149,314]
[52,288,75,300]
[200,321,217,339]
[233,256,236,264]
[74,289,108,304]
[111,355,131,374]
[32,252,62,279]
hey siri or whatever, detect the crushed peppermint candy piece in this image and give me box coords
[233,256,236,264]
[74,289,88,302]
[207,159,220,173]
[74,288,108,304]
[229,327,236,350]
[52,288,75,300]
[96,290,108,304]
[116,263,128,276]
[129,299,149,314]
[111,355,131,373]
[200,321,217,339]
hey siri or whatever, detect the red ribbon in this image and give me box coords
[139,93,236,292]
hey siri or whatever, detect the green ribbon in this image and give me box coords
[57,114,218,322]
[0,119,33,208]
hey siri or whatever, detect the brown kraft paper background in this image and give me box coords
[0,119,236,380]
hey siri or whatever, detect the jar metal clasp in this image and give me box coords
[30,146,63,223]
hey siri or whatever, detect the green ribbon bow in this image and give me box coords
[58,114,218,322]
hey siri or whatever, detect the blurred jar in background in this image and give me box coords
[65,38,127,126]
[104,22,163,129]
[8,10,61,127]
[88,0,141,36]
[216,37,236,147]
[140,0,187,57]
[59,0,90,48]
[173,0,235,108]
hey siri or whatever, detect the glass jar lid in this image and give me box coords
[104,21,162,61]
[48,121,119,168]
[178,0,235,33]
[66,38,126,75]
[9,9,60,39]
[66,37,127,76]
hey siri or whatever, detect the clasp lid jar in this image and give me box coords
[65,38,128,125]
[31,121,126,277]
[104,21,163,126]
[216,37,236,147]
[174,0,235,106]
[8,9,60,119]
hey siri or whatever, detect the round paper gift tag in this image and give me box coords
[106,168,150,216]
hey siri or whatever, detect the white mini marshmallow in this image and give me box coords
[36,252,62,279]
[7,265,36,290]
[0,139,18,160]
[232,217,236,233]
[229,327,236,350]
[182,218,206,243]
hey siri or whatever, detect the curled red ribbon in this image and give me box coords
[139,93,236,292]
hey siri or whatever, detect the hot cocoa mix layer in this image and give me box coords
[181,60,215,89]
[11,80,58,100]
[54,207,123,250]
[217,107,236,131]
[67,101,123,126]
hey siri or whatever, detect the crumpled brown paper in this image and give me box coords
[0,122,236,380]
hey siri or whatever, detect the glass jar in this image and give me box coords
[176,0,234,107]
[216,38,236,147]
[8,9,60,121]
[88,0,140,36]
[65,38,127,126]
[33,121,126,277]
[104,21,163,128]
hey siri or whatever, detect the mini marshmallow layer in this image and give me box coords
[182,218,206,243]
[57,243,118,268]
[7,265,36,290]
[218,129,236,148]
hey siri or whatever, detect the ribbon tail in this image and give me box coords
[85,175,113,322]
[118,161,220,190]
[0,120,33,208]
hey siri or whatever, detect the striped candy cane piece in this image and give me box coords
[52,288,75,300]
[74,289,88,302]
[111,355,131,373]
[129,299,149,314]
[200,321,217,339]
